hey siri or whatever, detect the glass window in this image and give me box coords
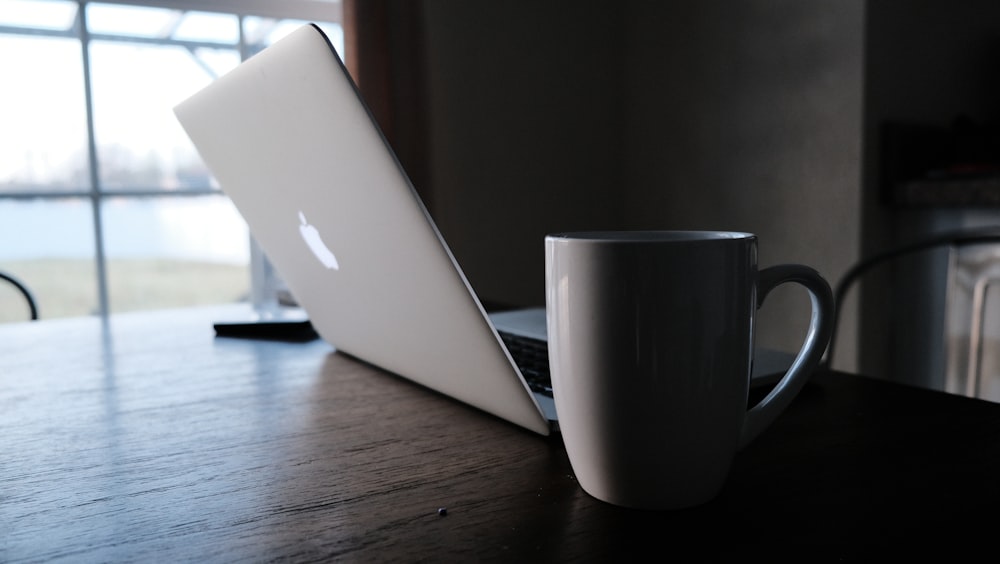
[172,11,240,44]
[102,195,249,313]
[0,0,345,323]
[0,0,78,30]
[85,3,180,38]
[88,39,239,191]
[0,198,98,322]
[0,35,88,192]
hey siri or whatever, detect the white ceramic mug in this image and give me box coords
[544,231,834,510]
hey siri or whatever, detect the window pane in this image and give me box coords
[86,2,180,39]
[0,199,98,322]
[0,35,89,192]
[172,11,239,43]
[0,0,77,30]
[102,195,250,313]
[88,40,240,191]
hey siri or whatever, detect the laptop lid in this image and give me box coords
[174,24,551,436]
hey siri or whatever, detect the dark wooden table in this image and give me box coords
[3,305,1000,561]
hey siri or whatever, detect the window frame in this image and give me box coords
[0,0,344,318]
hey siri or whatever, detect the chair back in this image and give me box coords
[0,271,38,321]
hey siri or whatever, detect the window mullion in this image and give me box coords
[78,0,110,318]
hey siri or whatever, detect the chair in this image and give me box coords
[823,226,1000,399]
[0,270,38,321]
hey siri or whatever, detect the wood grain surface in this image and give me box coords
[4,305,1000,561]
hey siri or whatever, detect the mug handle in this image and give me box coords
[739,264,835,449]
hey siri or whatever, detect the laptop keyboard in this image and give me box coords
[498,328,789,401]
[497,331,553,397]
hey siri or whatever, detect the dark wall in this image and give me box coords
[618,1,864,355]
[422,2,624,308]
[421,1,865,357]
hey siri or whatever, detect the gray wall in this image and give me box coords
[422,2,625,306]
[422,1,865,364]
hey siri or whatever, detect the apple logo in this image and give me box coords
[298,211,340,270]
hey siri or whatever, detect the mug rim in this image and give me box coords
[545,230,755,243]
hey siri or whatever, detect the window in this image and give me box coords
[0,0,344,322]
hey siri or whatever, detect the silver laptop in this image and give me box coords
[174,24,792,437]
